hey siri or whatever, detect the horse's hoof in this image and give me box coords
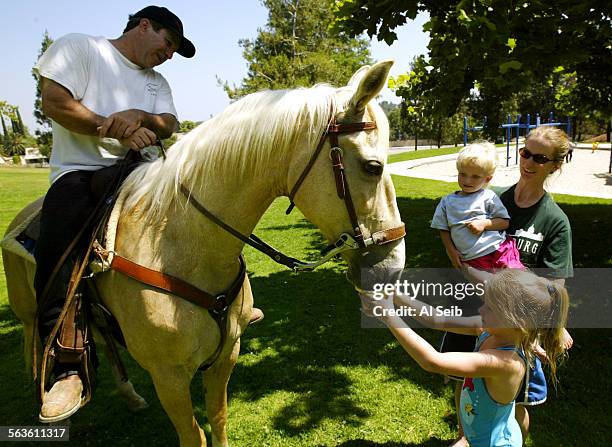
[117,381,149,411]
[127,396,149,412]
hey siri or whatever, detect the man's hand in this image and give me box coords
[119,127,157,151]
[98,109,144,139]
[466,219,489,235]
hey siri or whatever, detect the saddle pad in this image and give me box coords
[0,190,126,274]
[0,201,42,264]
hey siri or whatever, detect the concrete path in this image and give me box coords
[388,144,612,199]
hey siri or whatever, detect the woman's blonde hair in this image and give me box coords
[526,126,571,164]
[456,141,498,176]
[484,269,569,386]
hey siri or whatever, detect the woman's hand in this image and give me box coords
[561,328,574,350]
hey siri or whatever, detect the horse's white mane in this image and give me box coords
[121,84,346,223]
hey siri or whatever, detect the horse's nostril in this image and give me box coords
[364,160,383,176]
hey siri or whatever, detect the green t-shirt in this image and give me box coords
[500,185,573,278]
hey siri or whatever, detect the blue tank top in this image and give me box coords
[459,331,526,447]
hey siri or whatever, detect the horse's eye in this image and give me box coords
[364,160,383,176]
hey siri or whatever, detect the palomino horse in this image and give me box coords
[2,60,405,446]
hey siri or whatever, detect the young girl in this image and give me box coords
[431,142,523,271]
[361,269,569,447]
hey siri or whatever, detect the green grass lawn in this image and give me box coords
[388,147,461,164]
[387,143,511,164]
[1,167,611,446]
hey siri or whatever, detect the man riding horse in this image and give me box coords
[33,5,262,423]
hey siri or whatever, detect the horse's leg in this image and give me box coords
[203,339,240,447]
[98,342,148,411]
[150,366,205,447]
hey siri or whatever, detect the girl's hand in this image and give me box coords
[358,290,394,320]
[358,291,378,317]
[534,344,549,363]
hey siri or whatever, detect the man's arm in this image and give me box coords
[42,76,175,146]
[141,112,178,139]
[40,77,105,136]
[99,110,178,140]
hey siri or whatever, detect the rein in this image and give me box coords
[179,113,405,272]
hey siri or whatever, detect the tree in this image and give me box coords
[179,120,201,133]
[220,0,372,99]
[0,102,29,156]
[0,113,9,154]
[334,1,611,138]
[380,101,406,142]
[32,31,54,156]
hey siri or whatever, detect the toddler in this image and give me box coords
[431,142,523,271]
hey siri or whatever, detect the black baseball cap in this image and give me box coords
[130,6,196,58]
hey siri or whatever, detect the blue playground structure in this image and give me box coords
[464,113,572,167]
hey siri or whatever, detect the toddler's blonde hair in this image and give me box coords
[456,141,498,176]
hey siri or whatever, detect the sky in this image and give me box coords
[0,1,429,131]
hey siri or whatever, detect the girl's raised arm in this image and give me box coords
[386,322,519,379]
[361,291,482,336]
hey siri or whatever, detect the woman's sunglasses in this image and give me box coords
[519,148,555,164]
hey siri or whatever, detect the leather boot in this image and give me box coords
[39,375,83,423]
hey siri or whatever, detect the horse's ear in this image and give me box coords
[348,59,394,113]
[347,65,370,87]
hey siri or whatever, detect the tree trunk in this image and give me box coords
[414,117,418,150]
[1,115,9,151]
[16,108,25,135]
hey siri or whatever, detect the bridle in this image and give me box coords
[180,110,406,271]
[286,114,405,250]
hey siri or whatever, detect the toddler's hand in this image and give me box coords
[466,219,488,235]
[445,246,462,269]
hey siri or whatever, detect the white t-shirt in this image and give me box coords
[34,33,178,183]
[431,188,510,260]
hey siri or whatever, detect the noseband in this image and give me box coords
[180,112,405,271]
